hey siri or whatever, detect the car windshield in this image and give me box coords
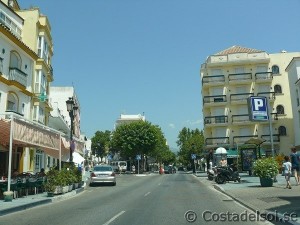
[120,162,126,166]
[94,166,112,171]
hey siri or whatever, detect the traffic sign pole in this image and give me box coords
[267,98,275,157]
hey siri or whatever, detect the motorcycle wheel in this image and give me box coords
[215,175,226,184]
[208,175,214,181]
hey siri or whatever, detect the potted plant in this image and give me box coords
[44,180,55,197]
[253,157,279,187]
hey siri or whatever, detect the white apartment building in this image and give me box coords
[200,46,300,161]
[115,113,146,129]
[286,57,300,150]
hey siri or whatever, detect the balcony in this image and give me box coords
[9,67,27,87]
[261,134,280,143]
[233,135,258,144]
[205,137,229,146]
[255,72,273,83]
[203,95,227,106]
[204,116,228,126]
[0,57,3,74]
[228,72,252,84]
[230,93,254,104]
[202,75,225,87]
[232,114,252,124]
[257,92,276,101]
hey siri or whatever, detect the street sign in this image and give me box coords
[248,96,269,121]
[136,155,141,160]
[107,154,112,160]
[191,154,196,159]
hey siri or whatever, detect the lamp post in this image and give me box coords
[66,97,78,163]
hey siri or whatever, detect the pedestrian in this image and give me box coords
[290,147,300,185]
[118,164,121,175]
[283,155,292,189]
[219,158,227,167]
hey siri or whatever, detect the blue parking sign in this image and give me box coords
[248,96,269,121]
[136,155,141,160]
[191,154,196,159]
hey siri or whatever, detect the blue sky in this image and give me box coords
[18,0,300,150]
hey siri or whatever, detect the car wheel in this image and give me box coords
[112,182,116,186]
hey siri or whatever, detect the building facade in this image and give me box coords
[285,57,300,150]
[200,46,300,158]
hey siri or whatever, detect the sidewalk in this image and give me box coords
[196,172,300,225]
[0,171,90,217]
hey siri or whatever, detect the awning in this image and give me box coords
[244,137,266,146]
[227,149,238,158]
[72,152,85,165]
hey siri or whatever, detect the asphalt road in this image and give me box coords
[1,172,273,225]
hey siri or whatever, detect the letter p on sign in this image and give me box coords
[253,99,264,110]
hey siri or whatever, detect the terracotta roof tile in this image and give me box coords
[214,45,264,56]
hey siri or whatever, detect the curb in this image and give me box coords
[0,199,52,217]
[0,186,86,217]
[213,184,299,225]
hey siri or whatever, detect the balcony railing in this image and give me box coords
[0,57,3,74]
[257,92,275,100]
[228,72,252,81]
[230,93,254,102]
[205,137,229,145]
[202,75,225,85]
[261,134,280,142]
[203,95,227,104]
[232,114,251,123]
[233,135,258,144]
[255,72,273,81]
[9,67,27,87]
[204,116,228,125]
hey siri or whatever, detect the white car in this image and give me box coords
[90,165,116,186]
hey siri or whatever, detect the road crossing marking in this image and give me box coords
[103,211,125,225]
[144,192,151,197]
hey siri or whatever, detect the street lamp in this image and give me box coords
[66,97,78,163]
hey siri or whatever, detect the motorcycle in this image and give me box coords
[207,167,216,180]
[215,164,241,184]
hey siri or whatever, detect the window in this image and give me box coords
[272,65,280,74]
[33,105,45,124]
[276,105,285,115]
[34,70,47,94]
[10,51,21,69]
[6,93,17,111]
[37,36,49,64]
[274,85,282,94]
[278,126,286,136]
[21,103,25,115]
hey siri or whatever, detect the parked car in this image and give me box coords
[90,165,116,186]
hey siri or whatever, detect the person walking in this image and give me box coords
[290,147,300,185]
[283,155,292,189]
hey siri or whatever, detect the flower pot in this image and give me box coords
[3,191,14,202]
[68,185,73,192]
[259,177,273,187]
[73,183,79,190]
[54,186,62,195]
[62,186,69,193]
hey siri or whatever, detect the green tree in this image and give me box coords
[177,128,204,168]
[91,130,111,160]
[111,121,163,159]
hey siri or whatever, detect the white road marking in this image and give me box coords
[144,192,151,197]
[103,211,125,225]
[158,183,161,186]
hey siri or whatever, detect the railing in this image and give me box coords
[9,67,27,87]
[204,116,228,125]
[232,114,250,123]
[233,135,258,144]
[0,57,3,74]
[230,93,254,102]
[202,75,225,84]
[255,72,273,80]
[228,72,252,81]
[203,95,227,104]
[205,137,229,145]
[257,92,276,100]
[261,134,280,142]
[4,110,24,119]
